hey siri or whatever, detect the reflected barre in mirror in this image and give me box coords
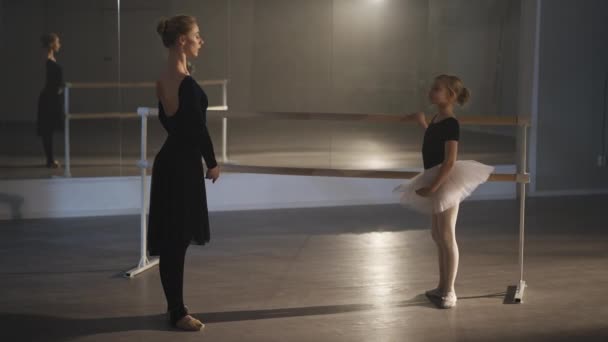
[206,111,530,127]
[137,106,530,184]
[61,80,229,177]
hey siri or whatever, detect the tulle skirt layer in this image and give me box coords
[393,160,494,214]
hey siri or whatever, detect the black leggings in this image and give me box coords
[159,239,190,324]
[41,133,54,164]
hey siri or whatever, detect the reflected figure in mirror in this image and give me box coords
[37,33,64,169]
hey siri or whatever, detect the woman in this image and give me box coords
[37,33,64,169]
[147,15,220,331]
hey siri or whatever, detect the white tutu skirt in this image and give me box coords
[393,160,494,214]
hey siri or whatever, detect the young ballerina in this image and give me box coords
[147,15,220,331]
[395,75,494,309]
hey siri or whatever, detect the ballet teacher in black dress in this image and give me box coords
[37,33,64,169]
[147,15,220,331]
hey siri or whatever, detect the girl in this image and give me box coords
[147,15,220,331]
[37,33,64,169]
[395,75,494,309]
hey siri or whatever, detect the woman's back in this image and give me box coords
[157,73,188,119]
[156,75,210,141]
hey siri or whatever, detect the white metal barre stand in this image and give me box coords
[513,123,530,303]
[124,107,158,278]
[222,116,228,162]
[64,86,71,177]
[220,80,236,164]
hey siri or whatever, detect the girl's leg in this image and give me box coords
[430,214,445,291]
[437,204,460,295]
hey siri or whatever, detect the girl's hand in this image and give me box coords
[415,187,434,197]
[413,112,427,127]
[206,166,220,183]
[402,112,427,128]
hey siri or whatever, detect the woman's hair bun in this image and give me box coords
[156,18,169,36]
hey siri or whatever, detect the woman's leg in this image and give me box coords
[159,239,189,324]
[437,204,460,295]
[41,132,54,165]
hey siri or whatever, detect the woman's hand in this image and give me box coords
[206,166,220,183]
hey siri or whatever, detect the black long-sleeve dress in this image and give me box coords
[147,75,218,256]
[37,59,64,136]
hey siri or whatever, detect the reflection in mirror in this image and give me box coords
[0,0,520,179]
[0,0,121,179]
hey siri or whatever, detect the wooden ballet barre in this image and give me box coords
[220,164,530,183]
[73,109,526,126]
[68,106,228,120]
[66,79,228,89]
[215,111,530,127]
[68,112,139,119]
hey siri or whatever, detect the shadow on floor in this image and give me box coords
[423,291,508,308]
[0,293,479,341]
[199,294,435,323]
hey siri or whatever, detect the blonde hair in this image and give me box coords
[156,15,197,48]
[434,74,471,105]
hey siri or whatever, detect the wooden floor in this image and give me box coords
[1,195,607,341]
